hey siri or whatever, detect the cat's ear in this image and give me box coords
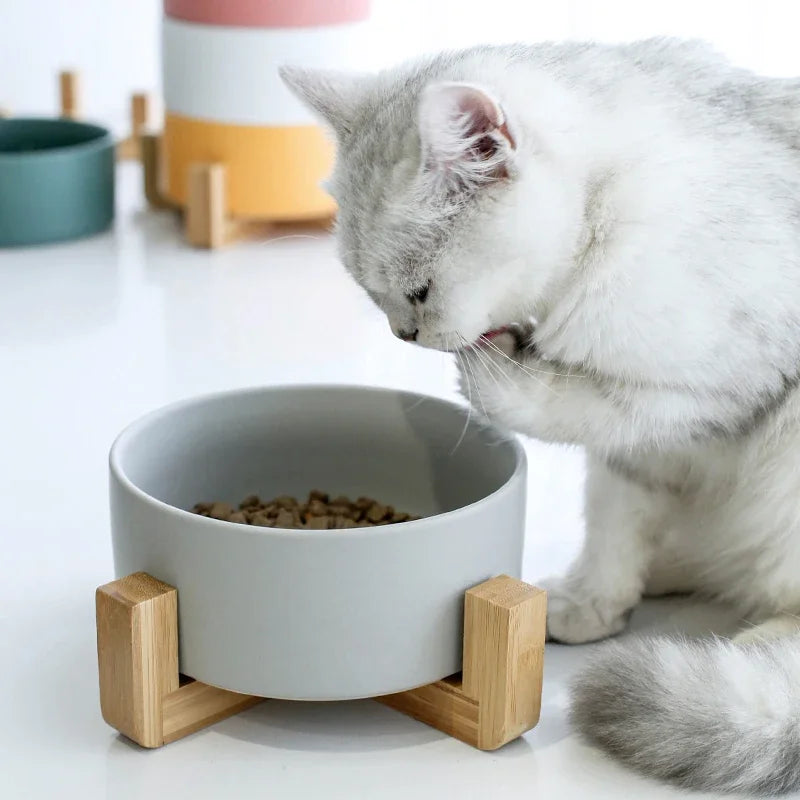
[418,82,516,190]
[279,66,364,137]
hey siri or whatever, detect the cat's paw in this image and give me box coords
[542,579,632,644]
[488,322,536,358]
[486,330,518,357]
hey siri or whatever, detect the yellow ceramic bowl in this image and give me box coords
[163,113,336,220]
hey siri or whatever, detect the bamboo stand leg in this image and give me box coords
[59,70,81,119]
[140,133,174,210]
[96,573,546,750]
[96,573,262,747]
[185,163,229,249]
[376,575,546,749]
[118,93,154,161]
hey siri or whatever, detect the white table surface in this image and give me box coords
[1,163,759,800]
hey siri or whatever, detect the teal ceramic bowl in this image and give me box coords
[0,118,115,246]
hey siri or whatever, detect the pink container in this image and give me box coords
[164,0,370,28]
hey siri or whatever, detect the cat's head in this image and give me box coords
[280,61,580,351]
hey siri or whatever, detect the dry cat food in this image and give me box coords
[191,490,421,530]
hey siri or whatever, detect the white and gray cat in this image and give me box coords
[282,38,800,795]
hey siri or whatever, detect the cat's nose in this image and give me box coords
[397,327,419,342]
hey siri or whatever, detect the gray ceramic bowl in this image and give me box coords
[0,117,114,246]
[109,385,527,700]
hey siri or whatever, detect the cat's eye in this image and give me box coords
[406,280,431,304]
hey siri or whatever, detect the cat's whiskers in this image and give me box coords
[460,333,510,391]
[477,335,561,396]
[478,334,558,379]
[455,334,491,419]
[464,333,535,393]
[447,333,474,455]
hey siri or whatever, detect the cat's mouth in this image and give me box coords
[467,326,511,348]
[479,326,510,342]
[445,326,513,352]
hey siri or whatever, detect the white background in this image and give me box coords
[2,4,797,799]
[4,0,800,133]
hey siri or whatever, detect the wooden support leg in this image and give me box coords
[185,163,228,248]
[117,93,154,160]
[96,573,262,748]
[140,133,174,210]
[376,575,547,749]
[96,573,545,750]
[59,70,81,119]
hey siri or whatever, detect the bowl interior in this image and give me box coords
[114,386,520,521]
[0,118,110,156]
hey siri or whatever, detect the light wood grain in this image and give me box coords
[463,575,547,748]
[376,575,546,750]
[96,572,261,748]
[163,680,263,743]
[117,93,155,160]
[96,572,178,747]
[59,70,81,119]
[140,134,175,209]
[376,675,480,745]
[186,162,227,248]
[131,93,152,137]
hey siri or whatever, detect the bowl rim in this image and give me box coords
[109,383,527,540]
[0,116,114,161]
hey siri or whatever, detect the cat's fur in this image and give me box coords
[281,38,800,795]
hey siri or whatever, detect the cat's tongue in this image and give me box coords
[478,326,510,342]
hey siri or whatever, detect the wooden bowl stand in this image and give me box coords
[139,133,334,248]
[96,572,546,750]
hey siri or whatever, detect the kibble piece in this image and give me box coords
[192,502,213,514]
[391,512,411,523]
[209,502,234,520]
[228,511,247,524]
[274,495,297,510]
[355,496,374,511]
[250,512,273,527]
[307,498,328,517]
[366,503,388,523]
[308,489,330,504]
[306,515,330,530]
[239,494,261,510]
[334,517,358,529]
[275,508,295,528]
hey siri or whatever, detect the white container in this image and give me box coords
[162,17,372,126]
[109,385,527,700]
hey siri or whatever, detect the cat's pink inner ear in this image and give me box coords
[419,82,516,176]
[452,86,508,140]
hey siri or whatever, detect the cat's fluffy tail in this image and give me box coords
[571,635,800,795]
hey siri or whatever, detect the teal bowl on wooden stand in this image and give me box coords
[0,118,115,247]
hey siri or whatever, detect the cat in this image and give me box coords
[281,37,800,795]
